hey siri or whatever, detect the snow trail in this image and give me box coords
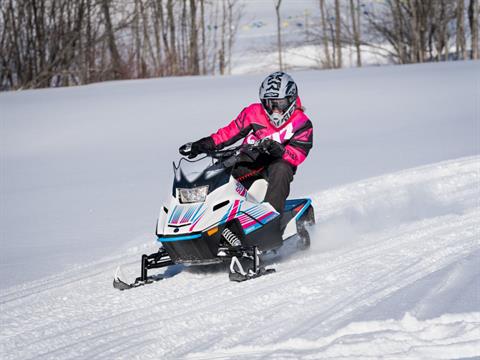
[1,156,478,359]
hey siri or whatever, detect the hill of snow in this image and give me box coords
[1,60,479,359]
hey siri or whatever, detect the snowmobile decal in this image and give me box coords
[188,208,206,231]
[237,205,279,234]
[235,182,247,196]
[227,200,241,222]
[169,204,204,225]
[245,122,295,145]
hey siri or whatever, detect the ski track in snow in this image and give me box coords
[1,156,479,359]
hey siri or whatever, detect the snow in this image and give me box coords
[1,60,479,358]
[187,313,480,359]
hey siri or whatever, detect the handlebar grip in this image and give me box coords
[179,143,193,156]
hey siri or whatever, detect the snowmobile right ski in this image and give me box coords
[227,246,276,282]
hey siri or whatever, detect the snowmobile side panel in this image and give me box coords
[241,216,283,251]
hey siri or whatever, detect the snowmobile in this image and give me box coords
[113,143,314,290]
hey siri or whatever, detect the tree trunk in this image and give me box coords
[167,0,177,74]
[468,0,479,59]
[393,0,405,64]
[349,0,361,66]
[319,0,332,68]
[219,0,226,75]
[152,0,163,76]
[275,0,283,71]
[200,0,206,75]
[227,0,234,75]
[101,0,123,79]
[334,0,342,68]
[189,0,199,75]
[410,0,420,62]
[456,0,467,59]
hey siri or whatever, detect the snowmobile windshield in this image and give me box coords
[172,156,231,197]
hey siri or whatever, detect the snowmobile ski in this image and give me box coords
[113,248,173,290]
[228,246,276,282]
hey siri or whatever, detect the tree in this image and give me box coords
[456,0,467,60]
[101,0,123,79]
[349,0,362,66]
[319,0,333,68]
[274,0,283,71]
[334,0,342,68]
[468,0,479,59]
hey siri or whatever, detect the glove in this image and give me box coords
[258,138,285,158]
[179,137,215,158]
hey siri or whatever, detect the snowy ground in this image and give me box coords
[1,156,479,359]
[1,61,479,358]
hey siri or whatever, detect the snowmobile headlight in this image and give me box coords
[178,186,209,203]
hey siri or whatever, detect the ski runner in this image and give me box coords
[180,71,313,244]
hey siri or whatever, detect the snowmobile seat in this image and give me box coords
[246,179,268,203]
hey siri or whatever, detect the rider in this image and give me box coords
[180,71,313,217]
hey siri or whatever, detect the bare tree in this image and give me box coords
[189,0,199,74]
[102,0,124,79]
[167,0,178,74]
[349,0,362,66]
[334,0,342,68]
[456,0,467,59]
[319,0,333,68]
[274,0,283,71]
[468,0,479,59]
[200,0,206,74]
[219,0,226,75]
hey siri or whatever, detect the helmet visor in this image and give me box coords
[262,96,294,114]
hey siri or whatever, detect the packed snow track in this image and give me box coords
[1,156,479,359]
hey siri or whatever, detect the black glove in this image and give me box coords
[179,137,215,158]
[258,138,285,158]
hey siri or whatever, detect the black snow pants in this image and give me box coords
[232,158,294,214]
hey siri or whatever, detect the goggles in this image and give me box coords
[262,97,294,114]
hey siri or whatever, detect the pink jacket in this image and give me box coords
[210,97,313,168]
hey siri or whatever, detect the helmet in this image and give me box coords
[259,71,298,128]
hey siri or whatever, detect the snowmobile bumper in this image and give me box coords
[158,231,223,264]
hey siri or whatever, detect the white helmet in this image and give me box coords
[259,71,298,128]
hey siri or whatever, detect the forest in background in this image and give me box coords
[0,0,478,91]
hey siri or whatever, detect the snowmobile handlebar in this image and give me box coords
[178,143,262,170]
[206,143,262,164]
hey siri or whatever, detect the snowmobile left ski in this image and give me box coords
[113,143,314,290]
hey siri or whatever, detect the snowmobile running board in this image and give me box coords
[113,248,174,290]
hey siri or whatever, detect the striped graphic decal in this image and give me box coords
[189,208,207,231]
[237,204,279,235]
[227,200,241,222]
[168,204,204,225]
[167,201,280,233]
